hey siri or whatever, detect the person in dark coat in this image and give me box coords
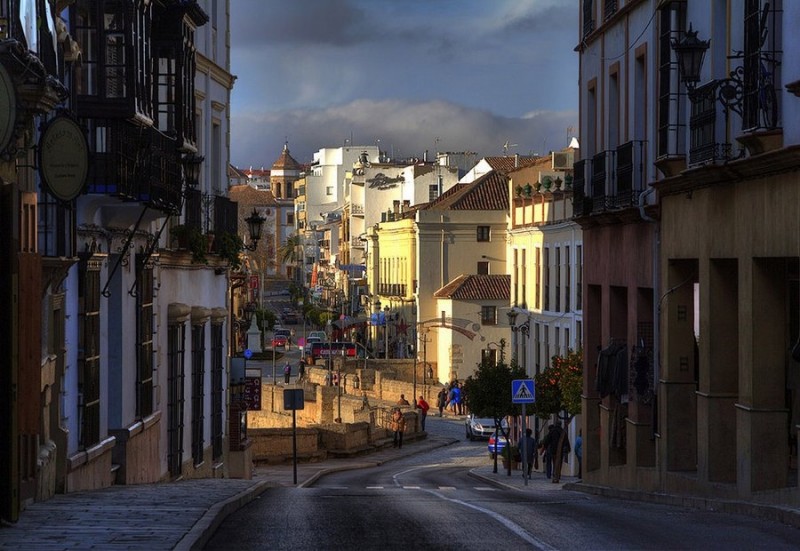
[522,428,538,477]
[541,421,570,483]
[436,388,447,417]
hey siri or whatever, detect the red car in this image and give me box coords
[271,334,288,349]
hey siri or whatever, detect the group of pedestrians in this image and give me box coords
[516,422,584,483]
[433,381,466,416]
[282,360,306,384]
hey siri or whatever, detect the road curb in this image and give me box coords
[175,479,273,551]
[565,481,800,529]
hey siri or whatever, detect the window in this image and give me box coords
[326,186,333,196]
[555,246,562,312]
[535,248,541,310]
[79,257,101,448]
[429,184,439,202]
[287,212,294,225]
[191,323,206,466]
[477,226,490,242]
[167,323,186,476]
[544,247,551,311]
[577,245,583,311]
[136,256,154,418]
[477,261,489,275]
[565,246,571,312]
[481,305,497,326]
[211,323,224,459]
[521,249,527,307]
[481,348,498,366]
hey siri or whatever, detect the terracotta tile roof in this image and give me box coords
[434,274,511,301]
[483,156,540,175]
[228,184,280,205]
[425,171,508,211]
[228,164,248,179]
[272,143,302,171]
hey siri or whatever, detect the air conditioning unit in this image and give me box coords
[551,150,574,170]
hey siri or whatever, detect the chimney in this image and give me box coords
[393,200,400,215]
[514,153,519,167]
[403,200,410,211]
[424,149,428,162]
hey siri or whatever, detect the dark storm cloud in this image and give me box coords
[232,0,372,48]
[230,0,580,169]
[231,99,576,168]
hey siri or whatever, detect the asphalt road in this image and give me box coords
[204,416,800,550]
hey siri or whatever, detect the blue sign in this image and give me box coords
[512,379,535,404]
[244,348,253,360]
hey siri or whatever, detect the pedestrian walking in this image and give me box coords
[391,408,406,448]
[541,421,570,483]
[575,429,583,479]
[522,428,538,477]
[416,395,430,431]
[397,394,410,406]
[283,361,291,384]
[436,388,447,417]
[540,425,555,479]
[297,361,306,383]
[451,383,462,415]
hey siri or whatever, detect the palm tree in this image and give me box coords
[277,233,302,279]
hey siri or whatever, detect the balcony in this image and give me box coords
[85,119,181,214]
[572,141,647,220]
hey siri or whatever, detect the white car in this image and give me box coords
[307,331,327,341]
[303,337,322,356]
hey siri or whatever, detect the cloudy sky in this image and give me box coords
[229,0,579,169]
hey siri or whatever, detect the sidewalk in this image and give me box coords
[0,435,458,551]
[2,435,799,550]
[469,464,800,530]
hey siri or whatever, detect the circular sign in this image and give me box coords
[0,64,16,155]
[39,116,89,202]
[244,349,253,360]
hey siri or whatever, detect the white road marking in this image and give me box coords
[366,486,384,490]
[388,464,555,551]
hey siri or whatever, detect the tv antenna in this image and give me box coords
[502,140,518,155]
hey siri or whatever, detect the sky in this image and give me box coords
[229,0,579,169]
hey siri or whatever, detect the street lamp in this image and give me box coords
[326,320,333,386]
[181,152,204,191]
[507,309,519,363]
[384,305,390,361]
[243,208,266,251]
[670,23,750,123]
[412,302,418,405]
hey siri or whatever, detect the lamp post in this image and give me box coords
[326,320,333,386]
[243,208,266,251]
[507,309,519,364]
[384,305,390,361]
[373,298,381,356]
[411,303,418,406]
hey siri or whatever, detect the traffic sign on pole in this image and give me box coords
[512,379,535,404]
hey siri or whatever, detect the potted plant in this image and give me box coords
[501,443,521,470]
[217,231,244,269]
[171,224,207,264]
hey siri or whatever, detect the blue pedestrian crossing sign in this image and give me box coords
[512,379,535,404]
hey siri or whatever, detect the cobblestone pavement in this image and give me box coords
[2,430,798,550]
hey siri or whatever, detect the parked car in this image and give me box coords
[303,337,322,356]
[271,333,288,349]
[308,330,327,341]
[272,328,291,349]
[465,415,506,441]
[488,432,508,458]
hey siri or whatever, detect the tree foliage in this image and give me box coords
[530,349,583,420]
[463,357,527,427]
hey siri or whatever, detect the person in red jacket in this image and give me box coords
[416,396,430,431]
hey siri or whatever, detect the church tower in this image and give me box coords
[270,142,302,199]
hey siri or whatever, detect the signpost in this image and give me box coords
[512,379,536,485]
[283,388,305,485]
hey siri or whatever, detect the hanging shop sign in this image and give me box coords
[0,64,16,156]
[38,115,89,202]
